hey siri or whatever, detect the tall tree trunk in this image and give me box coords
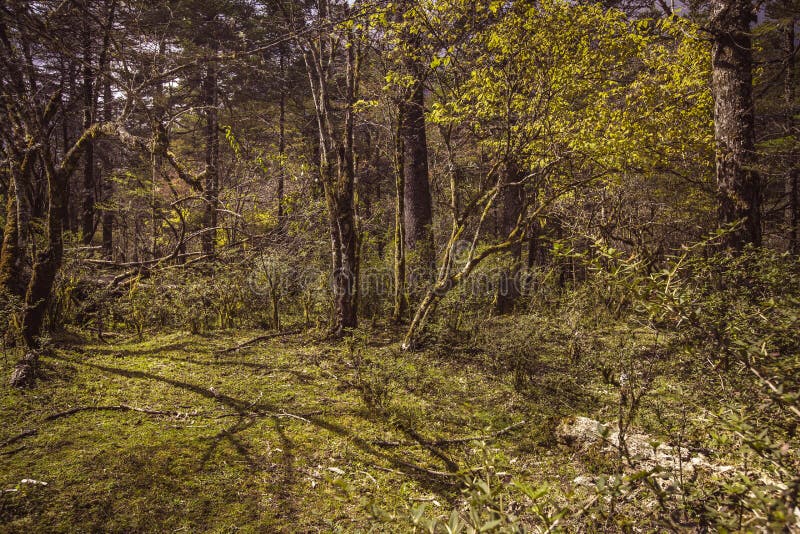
[81,17,95,245]
[332,35,359,334]
[710,0,760,250]
[329,193,358,334]
[101,76,114,259]
[278,48,287,229]
[400,63,434,288]
[785,14,798,255]
[99,1,116,259]
[494,161,524,314]
[201,55,219,259]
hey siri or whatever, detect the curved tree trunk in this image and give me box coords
[12,164,67,387]
[11,125,101,387]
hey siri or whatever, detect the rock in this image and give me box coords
[556,415,702,475]
[9,352,38,388]
[571,475,596,487]
[557,416,799,528]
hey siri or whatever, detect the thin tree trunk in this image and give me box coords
[303,1,360,335]
[393,110,407,322]
[81,17,95,244]
[710,0,760,249]
[278,48,286,229]
[201,54,219,259]
[101,75,114,259]
[785,15,798,254]
[99,1,116,259]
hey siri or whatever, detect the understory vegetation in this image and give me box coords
[2,244,798,531]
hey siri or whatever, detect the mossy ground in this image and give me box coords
[0,318,722,532]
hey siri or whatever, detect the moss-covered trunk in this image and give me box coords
[0,181,27,299]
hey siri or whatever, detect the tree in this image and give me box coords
[302,0,363,335]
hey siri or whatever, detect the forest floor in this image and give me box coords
[0,318,728,532]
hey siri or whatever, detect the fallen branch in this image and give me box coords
[216,329,302,354]
[0,446,26,456]
[44,404,189,421]
[0,429,37,448]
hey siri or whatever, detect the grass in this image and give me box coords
[0,322,592,532]
[1,312,775,532]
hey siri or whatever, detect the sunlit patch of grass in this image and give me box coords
[0,328,541,531]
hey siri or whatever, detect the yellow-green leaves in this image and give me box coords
[423,0,712,187]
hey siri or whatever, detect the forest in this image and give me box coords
[0,0,799,531]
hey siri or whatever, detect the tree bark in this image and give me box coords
[101,76,114,259]
[710,0,761,249]
[332,33,359,334]
[303,1,360,335]
[99,1,117,259]
[12,125,101,387]
[494,161,525,314]
[278,48,287,229]
[400,62,435,287]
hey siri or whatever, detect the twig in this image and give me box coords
[216,329,302,354]
[750,367,800,420]
[0,429,37,448]
[268,410,312,423]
